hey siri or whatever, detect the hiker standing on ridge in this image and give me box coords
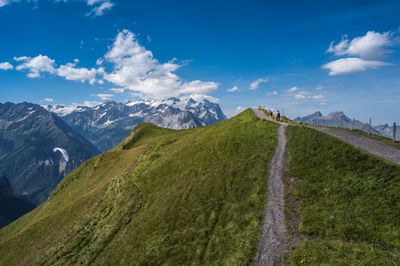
[276,110,281,121]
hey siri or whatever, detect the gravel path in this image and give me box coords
[253,109,286,125]
[253,109,288,265]
[314,127,400,165]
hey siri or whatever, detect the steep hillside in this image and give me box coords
[45,97,226,151]
[0,109,278,265]
[284,126,400,265]
[0,102,100,205]
[0,177,34,228]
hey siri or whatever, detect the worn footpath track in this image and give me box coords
[252,108,400,265]
[253,109,288,265]
[314,127,400,165]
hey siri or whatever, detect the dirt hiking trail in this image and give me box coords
[253,109,289,265]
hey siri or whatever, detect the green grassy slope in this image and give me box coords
[284,126,400,265]
[0,109,279,265]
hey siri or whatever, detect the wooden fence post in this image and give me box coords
[340,115,343,128]
[326,118,328,127]
[368,118,371,135]
[352,118,355,131]
[394,122,397,142]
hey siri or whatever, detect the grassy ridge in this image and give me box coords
[0,109,279,265]
[284,126,400,265]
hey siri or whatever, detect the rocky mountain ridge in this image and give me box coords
[45,96,227,151]
[0,102,100,205]
[294,111,398,140]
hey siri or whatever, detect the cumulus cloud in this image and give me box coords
[8,29,220,101]
[0,62,13,70]
[266,90,278,96]
[0,0,10,7]
[56,60,97,84]
[180,80,219,94]
[327,31,394,60]
[294,92,306,100]
[15,55,56,78]
[309,94,326,101]
[101,29,219,98]
[236,106,245,113]
[88,1,114,16]
[182,94,219,103]
[227,86,239,92]
[321,57,389,76]
[287,86,300,92]
[323,30,396,76]
[44,97,54,102]
[14,55,100,82]
[109,88,125,93]
[13,56,30,61]
[2,0,114,16]
[97,93,113,100]
[249,78,268,90]
[290,88,327,103]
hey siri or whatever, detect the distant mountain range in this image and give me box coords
[0,102,100,206]
[45,97,226,151]
[294,111,399,140]
[0,98,226,227]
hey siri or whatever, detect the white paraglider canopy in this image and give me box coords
[53,147,69,162]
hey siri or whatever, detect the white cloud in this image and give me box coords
[0,62,13,70]
[82,100,101,107]
[44,97,54,102]
[323,30,396,76]
[102,29,219,98]
[235,106,246,114]
[322,57,389,76]
[13,54,101,83]
[2,0,114,16]
[15,54,56,78]
[180,80,219,94]
[287,86,300,92]
[97,93,113,100]
[110,88,125,93]
[0,0,9,7]
[87,1,114,16]
[182,94,219,103]
[294,92,306,100]
[309,94,326,101]
[293,91,327,104]
[56,60,97,84]
[249,78,268,90]
[8,29,220,101]
[315,85,324,90]
[13,56,30,61]
[266,90,278,96]
[86,0,103,5]
[327,31,394,60]
[227,86,239,92]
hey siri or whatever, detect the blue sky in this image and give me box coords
[0,0,399,124]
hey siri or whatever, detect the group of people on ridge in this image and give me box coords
[268,109,281,121]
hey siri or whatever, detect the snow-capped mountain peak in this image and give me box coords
[46,97,226,151]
